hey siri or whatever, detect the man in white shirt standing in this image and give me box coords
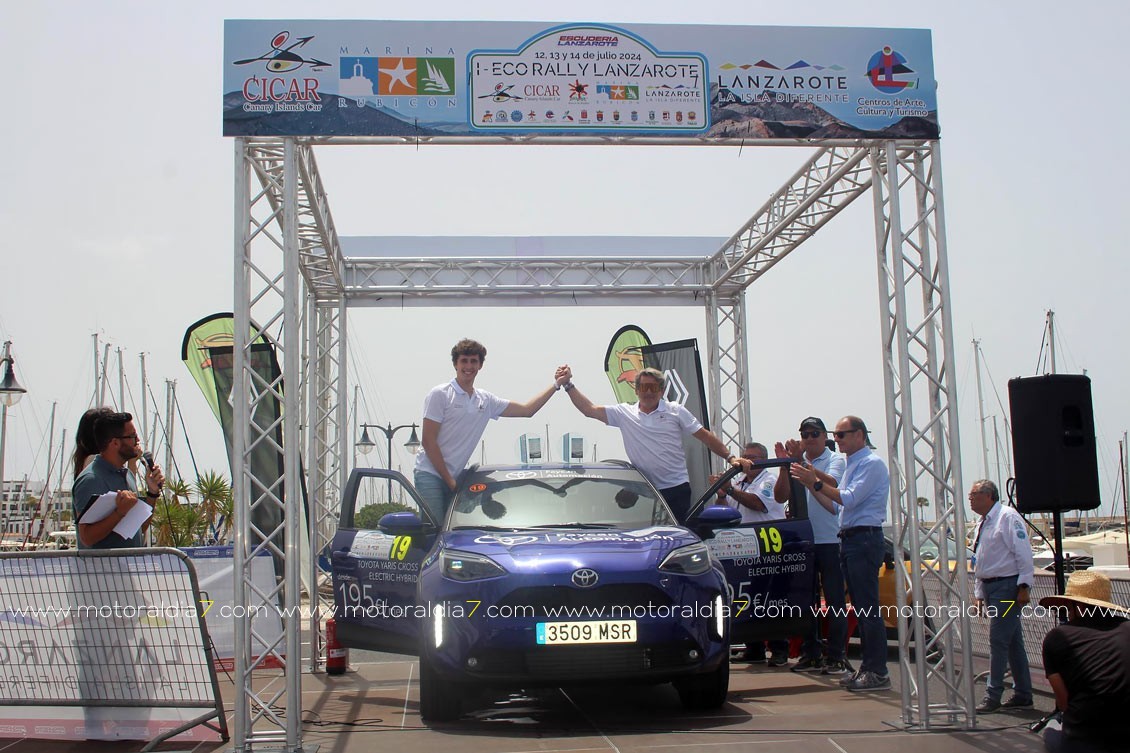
[415,338,562,521]
[555,365,743,524]
[969,478,1035,713]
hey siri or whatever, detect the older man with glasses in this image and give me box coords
[791,415,891,692]
[556,365,743,524]
[72,411,164,549]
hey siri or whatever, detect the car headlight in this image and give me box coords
[442,550,507,581]
[658,542,712,575]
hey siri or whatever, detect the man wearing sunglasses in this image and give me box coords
[72,411,163,549]
[791,415,890,692]
[774,417,849,675]
[555,365,743,524]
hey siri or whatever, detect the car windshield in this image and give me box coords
[449,468,675,530]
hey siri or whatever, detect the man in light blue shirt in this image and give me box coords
[792,415,890,692]
[775,417,848,674]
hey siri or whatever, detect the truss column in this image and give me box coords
[705,292,749,450]
[281,138,304,750]
[231,136,252,752]
[922,139,974,721]
[872,141,973,730]
[232,136,305,752]
[307,297,344,671]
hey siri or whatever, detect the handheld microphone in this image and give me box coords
[142,451,163,492]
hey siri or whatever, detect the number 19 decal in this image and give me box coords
[390,535,412,561]
[757,526,783,553]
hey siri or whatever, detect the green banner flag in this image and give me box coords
[603,325,652,405]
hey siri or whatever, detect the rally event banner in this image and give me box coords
[224,20,938,140]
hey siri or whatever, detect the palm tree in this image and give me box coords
[194,470,232,543]
[151,500,208,547]
[150,478,194,547]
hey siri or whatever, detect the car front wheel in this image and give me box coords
[674,653,729,710]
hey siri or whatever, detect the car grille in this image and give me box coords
[469,643,699,680]
[498,584,671,616]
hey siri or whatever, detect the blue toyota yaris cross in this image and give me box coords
[331,461,814,721]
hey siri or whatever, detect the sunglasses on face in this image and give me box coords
[832,428,861,439]
[636,383,662,394]
[800,430,824,439]
[117,434,140,441]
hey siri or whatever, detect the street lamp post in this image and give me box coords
[356,422,421,502]
[0,341,29,509]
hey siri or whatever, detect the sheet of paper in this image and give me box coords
[79,490,153,539]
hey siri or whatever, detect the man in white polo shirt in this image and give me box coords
[555,365,743,524]
[415,338,561,521]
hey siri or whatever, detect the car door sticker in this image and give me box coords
[349,531,396,559]
[707,528,762,560]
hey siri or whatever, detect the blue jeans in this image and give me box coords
[413,469,451,524]
[983,575,1032,701]
[803,543,848,662]
[840,528,886,676]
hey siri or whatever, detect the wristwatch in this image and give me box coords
[813,480,824,492]
[146,490,160,499]
[563,382,576,392]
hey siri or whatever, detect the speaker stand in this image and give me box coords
[1052,510,1066,597]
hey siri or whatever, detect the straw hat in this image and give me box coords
[1039,570,1129,616]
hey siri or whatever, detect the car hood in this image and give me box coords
[442,526,700,572]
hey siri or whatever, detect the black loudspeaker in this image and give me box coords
[1008,374,1101,513]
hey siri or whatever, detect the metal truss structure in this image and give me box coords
[232,136,972,751]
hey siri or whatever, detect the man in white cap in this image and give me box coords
[1040,570,1129,753]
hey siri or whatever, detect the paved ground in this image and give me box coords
[0,645,1053,753]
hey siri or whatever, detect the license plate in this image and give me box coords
[536,620,637,645]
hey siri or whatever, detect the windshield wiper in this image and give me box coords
[527,522,617,529]
[450,525,519,532]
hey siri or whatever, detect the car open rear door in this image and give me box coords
[330,468,438,655]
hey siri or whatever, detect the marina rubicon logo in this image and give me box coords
[370,57,456,96]
[865,46,918,94]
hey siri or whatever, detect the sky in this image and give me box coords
[2,1,1128,523]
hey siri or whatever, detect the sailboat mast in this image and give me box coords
[139,353,148,447]
[973,339,991,481]
[164,379,176,479]
[117,348,125,414]
[91,333,99,407]
[1046,310,1057,374]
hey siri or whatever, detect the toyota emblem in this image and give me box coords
[571,568,599,588]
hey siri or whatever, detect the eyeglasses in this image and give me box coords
[636,383,662,394]
[116,433,140,441]
[832,428,862,439]
[744,455,768,463]
[800,430,824,439]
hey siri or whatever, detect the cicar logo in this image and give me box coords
[234,31,329,104]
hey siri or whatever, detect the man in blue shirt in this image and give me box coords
[72,412,163,549]
[791,415,890,692]
[775,417,849,675]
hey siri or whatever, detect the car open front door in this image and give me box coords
[330,468,438,655]
[690,459,816,644]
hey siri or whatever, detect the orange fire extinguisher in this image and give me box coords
[326,617,348,675]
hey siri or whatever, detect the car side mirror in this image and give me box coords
[691,504,742,531]
[379,511,430,534]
